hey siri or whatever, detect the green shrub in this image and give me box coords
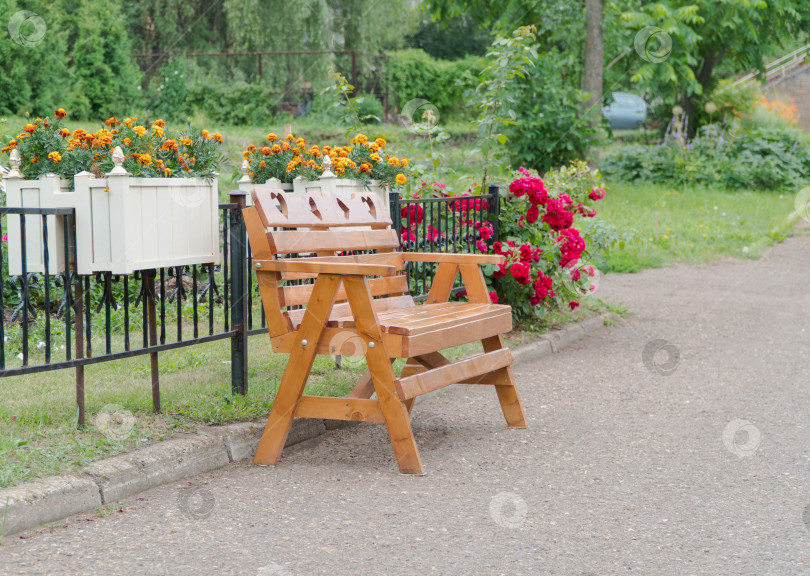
[601,122,809,191]
[188,81,279,125]
[355,92,383,124]
[151,59,191,122]
[383,49,482,119]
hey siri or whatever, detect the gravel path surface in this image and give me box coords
[3,232,810,575]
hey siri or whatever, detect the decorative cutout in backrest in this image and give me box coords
[251,186,392,229]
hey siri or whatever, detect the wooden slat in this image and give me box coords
[426,262,458,304]
[281,275,408,307]
[244,207,290,337]
[394,348,513,401]
[403,252,505,265]
[458,263,491,304]
[284,295,415,330]
[294,396,385,423]
[267,229,400,255]
[483,335,527,428]
[370,303,509,336]
[403,311,512,357]
[252,187,392,228]
[255,259,397,277]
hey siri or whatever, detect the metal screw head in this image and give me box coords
[368,342,375,349]
[255,262,262,269]
[301,339,308,346]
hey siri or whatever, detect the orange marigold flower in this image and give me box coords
[267,133,278,142]
[59,128,70,138]
[133,126,147,136]
[282,142,291,152]
[138,154,153,166]
[177,155,185,164]
[189,157,195,165]
[271,144,281,154]
[295,138,305,148]
[164,167,172,176]
[369,143,379,152]
[259,160,266,168]
[155,159,164,167]
[242,151,250,160]
[48,151,62,163]
[338,150,348,158]
[24,124,36,133]
[181,138,192,146]
[369,153,381,162]
[401,158,409,167]
[388,157,400,167]
[105,117,120,127]
[261,146,272,156]
[322,145,332,153]
[247,144,257,153]
[359,163,371,173]
[123,118,133,128]
[162,140,179,153]
[285,133,295,142]
[152,125,164,137]
[154,119,166,127]
[395,174,407,185]
[31,158,38,164]
[184,164,190,171]
[375,138,385,147]
[355,133,368,144]
[123,138,131,146]
[201,130,210,139]
[55,108,67,118]
[292,148,301,156]
[211,132,223,143]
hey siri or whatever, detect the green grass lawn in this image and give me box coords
[596,182,799,273]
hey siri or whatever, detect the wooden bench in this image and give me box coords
[244,187,527,474]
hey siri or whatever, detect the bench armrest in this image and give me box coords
[253,259,398,277]
[403,252,505,265]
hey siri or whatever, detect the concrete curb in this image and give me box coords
[0,312,614,538]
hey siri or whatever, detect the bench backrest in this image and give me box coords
[243,187,411,337]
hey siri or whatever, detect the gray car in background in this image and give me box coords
[603,92,649,129]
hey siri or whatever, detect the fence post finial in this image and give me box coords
[108,146,128,175]
[238,159,252,183]
[321,154,335,179]
[8,148,23,178]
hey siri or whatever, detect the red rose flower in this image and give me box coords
[542,199,573,231]
[510,262,532,285]
[558,228,585,267]
[489,291,499,304]
[569,301,580,310]
[589,188,606,201]
[478,222,494,240]
[526,204,540,224]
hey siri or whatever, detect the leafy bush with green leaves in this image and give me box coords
[383,49,482,118]
[188,81,278,125]
[601,121,809,191]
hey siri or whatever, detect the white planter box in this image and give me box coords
[4,173,74,276]
[4,148,220,276]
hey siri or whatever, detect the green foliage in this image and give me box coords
[383,49,482,118]
[507,50,597,173]
[187,81,278,126]
[601,123,810,191]
[151,59,191,122]
[468,25,538,192]
[355,93,383,124]
[405,15,492,59]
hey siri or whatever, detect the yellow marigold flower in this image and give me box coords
[48,151,62,163]
[369,153,381,162]
[396,174,407,185]
[155,159,164,168]
[355,133,368,144]
[202,130,210,139]
[261,146,272,156]
[243,151,250,160]
[123,118,133,128]
[267,133,278,142]
[138,154,153,166]
[348,161,357,169]
[55,108,66,118]
[282,142,291,152]
[123,138,131,147]
[24,124,36,133]
[259,160,266,168]
[181,138,192,146]
[285,133,295,142]
[58,128,70,138]
[322,145,331,153]
[401,158,409,167]
[133,126,147,137]
[388,157,400,167]
[375,138,385,147]
[308,148,321,157]
[152,125,165,137]
[164,168,172,176]
[295,138,305,147]
[369,143,379,152]
[271,144,281,154]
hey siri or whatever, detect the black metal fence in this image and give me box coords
[0,188,499,422]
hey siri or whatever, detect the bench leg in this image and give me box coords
[254,274,341,466]
[482,335,527,428]
[344,276,424,475]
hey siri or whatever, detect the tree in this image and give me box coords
[621,0,810,132]
[582,0,604,116]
